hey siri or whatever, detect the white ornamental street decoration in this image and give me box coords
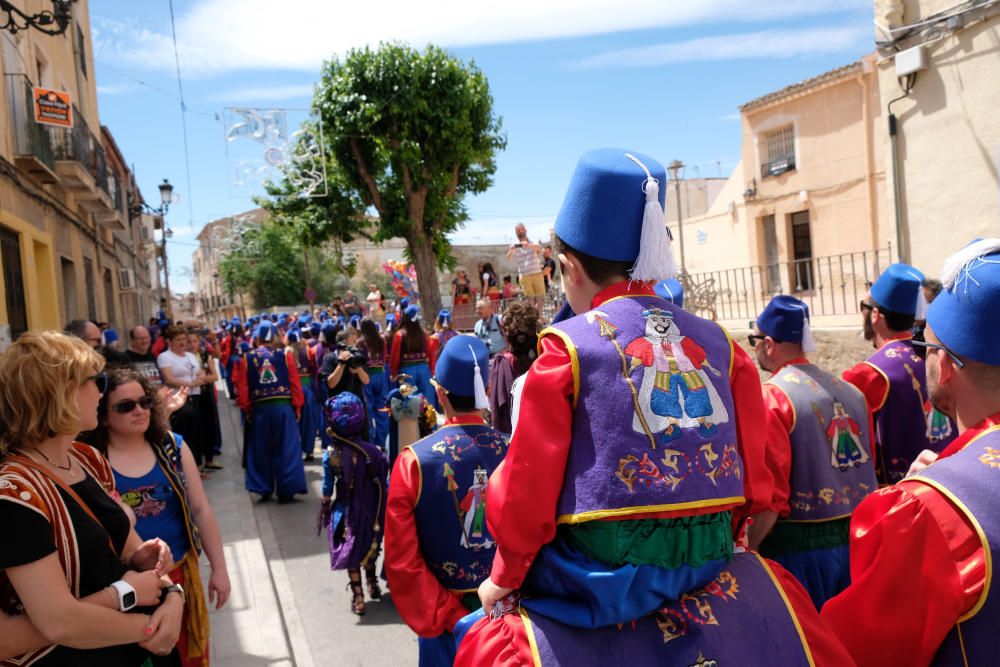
[223,107,327,199]
[209,213,263,259]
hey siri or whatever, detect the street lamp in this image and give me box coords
[667,160,686,273]
[129,179,176,320]
[1,0,75,36]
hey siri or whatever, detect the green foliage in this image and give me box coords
[218,222,347,309]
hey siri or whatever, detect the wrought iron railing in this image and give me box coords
[682,246,893,323]
[450,291,564,332]
[49,102,109,195]
[4,74,56,172]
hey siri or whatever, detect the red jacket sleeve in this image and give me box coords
[821,481,984,666]
[384,448,470,637]
[623,337,653,366]
[729,344,773,521]
[842,362,888,415]
[487,333,576,589]
[680,336,708,367]
[234,355,250,413]
[286,350,304,409]
[390,331,403,378]
[761,383,795,516]
[427,336,439,376]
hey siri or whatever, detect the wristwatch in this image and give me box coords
[110,580,137,612]
[162,583,186,604]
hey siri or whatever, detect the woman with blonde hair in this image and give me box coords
[81,366,231,667]
[0,331,183,665]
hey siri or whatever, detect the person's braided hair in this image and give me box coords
[502,301,540,377]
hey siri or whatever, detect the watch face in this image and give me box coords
[123,591,136,608]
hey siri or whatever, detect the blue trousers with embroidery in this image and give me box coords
[364,370,390,450]
[651,373,711,419]
[771,544,851,611]
[298,381,320,456]
[245,402,307,498]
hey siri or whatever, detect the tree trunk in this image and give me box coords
[405,230,443,324]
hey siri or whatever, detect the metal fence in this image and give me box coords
[682,246,893,323]
[451,292,564,332]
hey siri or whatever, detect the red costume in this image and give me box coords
[389,330,439,378]
[821,411,1000,666]
[232,347,304,416]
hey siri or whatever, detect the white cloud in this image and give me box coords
[207,84,316,102]
[92,0,869,78]
[720,113,741,121]
[571,25,871,70]
[96,82,138,95]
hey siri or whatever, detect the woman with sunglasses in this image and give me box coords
[0,331,183,665]
[80,366,231,667]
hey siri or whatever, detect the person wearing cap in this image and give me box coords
[318,392,389,616]
[233,321,307,502]
[456,149,852,665]
[843,263,957,485]
[653,277,684,308]
[286,328,321,461]
[389,305,439,409]
[822,239,1000,665]
[749,295,877,609]
[432,310,459,351]
[384,335,508,666]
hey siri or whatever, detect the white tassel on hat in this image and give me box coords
[624,153,677,284]
[940,238,1000,292]
[470,345,489,410]
[799,305,816,353]
[914,288,929,320]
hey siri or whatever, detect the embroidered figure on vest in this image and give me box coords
[826,400,870,470]
[258,358,278,384]
[624,308,729,441]
[458,466,491,549]
[926,402,953,442]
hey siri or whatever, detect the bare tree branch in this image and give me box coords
[348,137,384,214]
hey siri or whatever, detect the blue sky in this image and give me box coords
[90,0,875,291]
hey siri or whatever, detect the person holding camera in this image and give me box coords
[320,329,371,441]
[506,223,546,311]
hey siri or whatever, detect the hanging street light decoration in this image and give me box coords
[1,0,75,36]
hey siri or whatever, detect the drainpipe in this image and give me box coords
[887,77,914,263]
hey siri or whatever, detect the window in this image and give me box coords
[75,24,87,78]
[83,256,96,320]
[761,215,781,292]
[790,211,814,291]
[761,125,795,177]
[0,226,29,338]
[61,257,77,322]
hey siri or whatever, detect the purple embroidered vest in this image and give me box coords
[524,552,813,666]
[410,424,508,592]
[913,425,1000,666]
[547,295,742,524]
[865,340,957,484]
[244,346,293,403]
[292,346,312,384]
[768,364,878,521]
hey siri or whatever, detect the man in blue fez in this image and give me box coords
[844,263,957,484]
[456,149,850,664]
[824,239,1000,665]
[749,295,877,609]
[233,320,307,502]
[653,277,684,308]
[384,335,508,666]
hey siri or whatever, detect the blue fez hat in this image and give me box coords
[286,329,300,343]
[298,314,313,325]
[102,329,119,345]
[757,295,814,349]
[349,315,361,329]
[404,304,420,321]
[871,263,925,316]
[385,313,397,324]
[158,319,169,329]
[554,148,676,282]
[654,278,684,307]
[310,322,321,336]
[320,322,337,337]
[927,239,1000,365]
[433,334,489,407]
[255,321,278,342]
[437,309,452,326]
[400,297,410,309]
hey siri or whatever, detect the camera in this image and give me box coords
[337,343,368,369]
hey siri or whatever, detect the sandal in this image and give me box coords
[348,573,366,616]
[365,567,382,600]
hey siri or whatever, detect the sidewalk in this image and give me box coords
[197,386,301,667]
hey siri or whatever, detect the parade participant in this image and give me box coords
[286,329,320,461]
[823,239,1000,665]
[390,305,438,408]
[385,335,508,666]
[457,149,850,665]
[359,319,390,449]
[0,331,184,665]
[318,393,389,616]
[383,313,398,358]
[749,295,877,609]
[653,277,684,307]
[220,319,242,399]
[844,263,956,484]
[487,301,540,435]
[432,309,459,350]
[82,366,231,667]
[233,321,307,502]
[386,375,437,468]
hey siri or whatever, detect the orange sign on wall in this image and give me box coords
[32,87,73,128]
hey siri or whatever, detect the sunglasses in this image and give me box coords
[88,372,109,395]
[747,334,767,348]
[911,340,965,369]
[110,396,155,414]
[859,300,875,312]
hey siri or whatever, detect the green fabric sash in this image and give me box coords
[758,517,851,558]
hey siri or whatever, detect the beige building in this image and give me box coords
[0,1,155,345]
[192,209,270,323]
[674,55,891,326]
[874,0,1000,272]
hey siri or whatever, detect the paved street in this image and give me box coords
[202,385,418,666]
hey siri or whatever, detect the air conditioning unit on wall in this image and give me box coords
[118,268,136,291]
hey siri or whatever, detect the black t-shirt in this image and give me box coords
[125,349,163,386]
[543,257,557,288]
[319,352,369,439]
[0,474,151,666]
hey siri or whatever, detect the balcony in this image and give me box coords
[5,74,58,184]
[96,170,127,231]
[50,104,112,212]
